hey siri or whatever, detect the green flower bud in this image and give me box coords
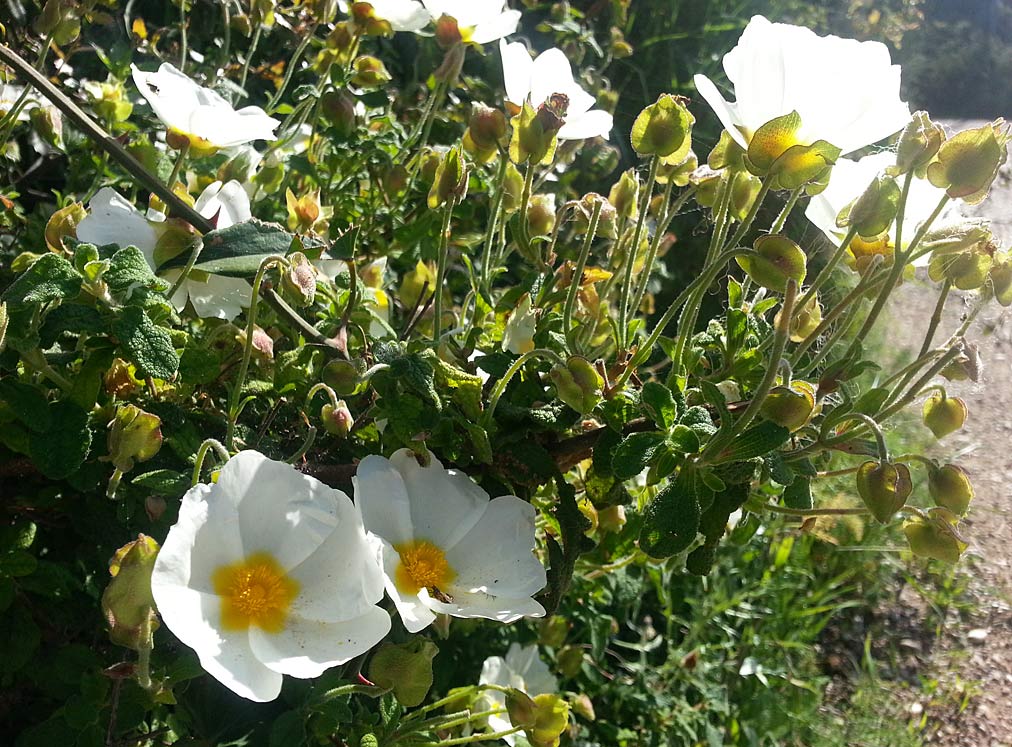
[322,90,358,136]
[608,168,639,220]
[526,694,570,747]
[556,645,584,678]
[856,460,913,524]
[322,359,366,396]
[367,639,438,707]
[502,162,525,213]
[108,405,163,473]
[321,400,354,437]
[656,150,698,187]
[46,201,86,253]
[920,217,992,257]
[433,13,462,47]
[940,341,981,383]
[609,27,633,58]
[526,194,557,237]
[928,463,974,516]
[572,193,617,238]
[282,252,317,306]
[745,111,840,188]
[728,170,762,222]
[927,119,1010,204]
[891,111,945,177]
[597,504,627,533]
[630,94,694,161]
[349,1,395,36]
[928,243,995,290]
[510,97,568,166]
[902,508,968,563]
[776,295,822,342]
[690,165,722,207]
[989,251,1012,306]
[351,56,392,88]
[30,105,63,149]
[836,174,902,239]
[463,104,508,164]
[736,234,807,293]
[539,616,570,648]
[922,391,967,439]
[83,78,135,123]
[101,535,160,650]
[760,380,815,431]
[707,130,747,172]
[506,689,538,729]
[570,693,596,721]
[550,356,603,414]
[428,146,468,209]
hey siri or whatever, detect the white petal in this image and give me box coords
[151,482,243,594]
[444,495,546,597]
[366,0,431,31]
[558,109,613,141]
[424,589,545,623]
[287,497,387,622]
[184,274,253,321]
[131,63,199,134]
[77,188,160,263]
[151,585,282,702]
[195,179,252,229]
[692,74,747,150]
[500,40,534,106]
[354,454,416,547]
[378,538,438,633]
[470,9,521,44]
[391,449,489,549]
[215,451,342,571]
[248,607,391,679]
[505,642,557,695]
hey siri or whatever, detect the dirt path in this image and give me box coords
[886,120,1012,747]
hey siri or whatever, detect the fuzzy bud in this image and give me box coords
[921,391,967,439]
[101,535,160,651]
[892,111,945,177]
[367,639,438,707]
[856,460,913,524]
[902,508,967,563]
[526,194,557,237]
[463,104,508,163]
[630,94,694,161]
[321,400,354,437]
[549,356,603,414]
[428,146,468,209]
[837,174,902,239]
[283,252,317,307]
[322,90,358,136]
[608,168,639,220]
[927,119,1010,204]
[737,234,807,293]
[760,380,815,432]
[108,405,163,473]
[351,56,392,88]
[928,463,974,516]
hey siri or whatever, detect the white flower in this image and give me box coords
[76,185,254,320]
[804,152,962,265]
[499,41,612,141]
[151,451,391,702]
[340,0,430,32]
[131,63,279,150]
[0,82,38,122]
[355,449,547,633]
[479,643,558,745]
[503,292,537,355]
[421,0,520,44]
[693,16,910,156]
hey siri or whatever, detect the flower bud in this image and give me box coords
[502,162,525,213]
[902,508,967,563]
[856,460,913,524]
[247,326,275,360]
[989,252,1012,306]
[539,616,570,647]
[836,174,902,239]
[46,201,86,253]
[526,194,557,237]
[283,252,317,307]
[322,359,365,396]
[922,391,966,439]
[83,78,134,123]
[657,150,698,187]
[736,234,807,293]
[463,104,507,164]
[550,356,603,414]
[920,218,992,257]
[286,189,325,233]
[570,693,596,721]
[760,380,815,431]
[503,293,537,355]
[145,495,167,522]
[891,111,945,177]
[526,694,570,747]
[630,94,694,161]
[321,400,354,437]
[349,1,394,36]
[506,689,538,729]
[776,295,821,342]
[928,463,974,516]
[428,146,468,209]
[306,0,338,22]
[608,168,639,220]
[927,119,1010,204]
[572,193,617,238]
[322,90,358,136]
[30,105,63,149]
[728,170,762,222]
[367,639,438,707]
[928,243,994,290]
[940,341,981,383]
[108,405,163,473]
[555,645,584,678]
[597,504,627,533]
[433,14,462,47]
[690,165,722,207]
[744,112,841,188]
[510,96,568,166]
[351,56,392,88]
[101,535,160,650]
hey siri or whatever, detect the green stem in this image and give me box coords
[516,162,536,250]
[166,141,190,188]
[480,158,509,294]
[238,24,263,95]
[770,187,803,234]
[288,424,317,463]
[563,198,603,349]
[721,177,772,252]
[481,348,567,429]
[136,618,153,690]
[432,199,456,342]
[794,226,859,317]
[830,412,890,462]
[306,383,341,410]
[415,726,523,747]
[179,0,189,71]
[758,503,870,517]
[618,156,659,348]
[165,237,203,300]
[629,185,695,322]
[700,278,797,463]
[226,256,288,449]
[918,279,953,358]
[192,438,230,485]
[266,23,319,113]
[22,349,72,390]
[0,29,55,139]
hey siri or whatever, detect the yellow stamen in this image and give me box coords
[212,552,299,633]
[394,540,455,595]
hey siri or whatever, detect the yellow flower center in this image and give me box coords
[394,540,455,595]
[212,552,300,634]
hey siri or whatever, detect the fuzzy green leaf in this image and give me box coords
[114,307,180,380]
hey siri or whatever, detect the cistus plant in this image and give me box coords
[0,3,1007,745]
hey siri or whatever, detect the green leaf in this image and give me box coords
[0,550,37,578]
[39,304,106,346]
[0,380,52,433]
[641,381,677,430]
[639,469,700,558]
[131,469,190,496]
[178,345,220,386]
[715,421,791,463]
[163,219,326,277]
[667,424,701,453]
[783,476,813,510]
[28,400,92,480]
[269,711,306,747]
[2,253,81,310]
[114,306,180,380]
[105,246,169,298]
[612,431,666,481]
